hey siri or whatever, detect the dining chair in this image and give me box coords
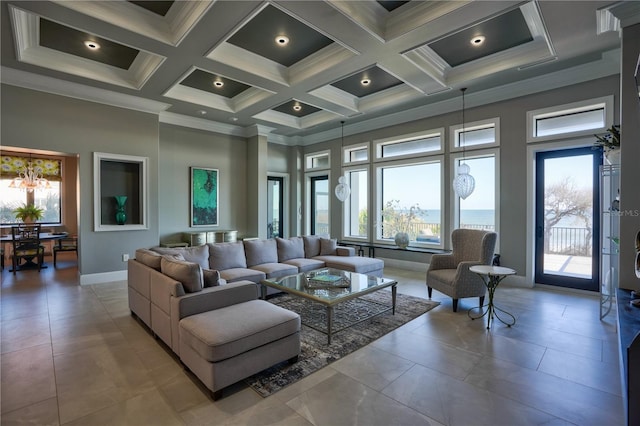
[11,224,45,274]
[53,235,78,267]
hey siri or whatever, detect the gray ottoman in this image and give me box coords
[179,299,300,399]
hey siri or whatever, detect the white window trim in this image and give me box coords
[449,148,500,253]
[304,149,331,172]
[304,170,330,236]
[526,95,613,143]
[343,142,370,166]
[341,164,370,242]
[374,128,444,162]
[373,155,444,249]
[450,117,500,152]
[267,172,289,238]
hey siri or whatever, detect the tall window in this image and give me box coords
[343,168,368,239]
[376,160,442,246]
[0,155,62,225]
[452,153,497,233]
[309,175,329,235]
[267,176,284,238]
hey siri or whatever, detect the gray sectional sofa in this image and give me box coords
[127,235,383,399]
[152,235,384,284]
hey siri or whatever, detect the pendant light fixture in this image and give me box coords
[8,155,51,192]
[334,121,351,202]
[452,88,475,200]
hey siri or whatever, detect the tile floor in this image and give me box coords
[0,257,625,425]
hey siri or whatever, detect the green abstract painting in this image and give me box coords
[190,167,218,226]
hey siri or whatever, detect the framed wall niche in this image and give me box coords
[94,152,148,231]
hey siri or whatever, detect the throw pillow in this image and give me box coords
[320,238,338,256]
[244,239,278,266]
[203,269,221,287]
[208,242,247,270]
[135,248,162,270]
[152,245,209,269]
[303,235,322,258]
[276,237,305,262]
[160,256,203,293]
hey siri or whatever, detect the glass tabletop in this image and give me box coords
[261,268,396,305]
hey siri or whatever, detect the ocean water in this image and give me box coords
[420,210,495,226]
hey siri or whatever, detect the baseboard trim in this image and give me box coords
[80,270,127,285]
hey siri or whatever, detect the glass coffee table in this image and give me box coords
[261,268,397,344]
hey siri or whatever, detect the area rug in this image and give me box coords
[245,290,439,397]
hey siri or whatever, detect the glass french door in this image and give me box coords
[267,176,284,238]
[310,175,329,235]
[535,147,601,291]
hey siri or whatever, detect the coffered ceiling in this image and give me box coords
[0,1,631,145]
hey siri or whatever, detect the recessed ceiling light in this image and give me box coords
[361,78,371,86]
[84,40,100,50]
[275,35,289,46]
[197,110,207,115]
[293,104,302,111]
[213,80,224,88]
[470,35,485,46]
[230,117,239,122]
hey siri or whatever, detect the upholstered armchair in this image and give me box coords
[426,229,497,312]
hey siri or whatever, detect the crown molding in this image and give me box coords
[1,66,171,113]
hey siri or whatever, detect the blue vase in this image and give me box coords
[114,196,127,225]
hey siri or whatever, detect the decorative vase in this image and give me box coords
[394,232,410,249]
[114,196,127,225]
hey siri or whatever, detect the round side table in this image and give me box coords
[468,265,516,329]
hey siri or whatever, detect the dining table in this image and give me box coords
[1,232,68,271]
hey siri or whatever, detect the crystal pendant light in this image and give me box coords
[452,88,475,199]
[334,121,351,202]
[8,156,51,193]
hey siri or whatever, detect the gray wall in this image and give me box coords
[158,123,248,242]
[619,23,640,291]
[267,143,290,173]
[1,84,160,276]
[305,75,620,278]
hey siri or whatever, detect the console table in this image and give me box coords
[337,241,449,258]
[616,288,640,426]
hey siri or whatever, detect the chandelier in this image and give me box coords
[452,88,475,199]
[8,159,51,192]
[334,120,351,202]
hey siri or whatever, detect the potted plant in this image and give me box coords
[594,125,621,164]
[13,203,44,223]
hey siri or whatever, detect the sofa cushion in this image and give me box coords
[160,257,203,293]
[250,263,298,279]
[244,239,278,267]
[152,245,210,269]
[203,269,221,287]
[135,248,162,270]
[320,238,337,256]
[303,235,322,258]
[179,299,300,363]
[208,242,247,270]
[219,268,265,284]
[276,237,305,262]
[314,255,384,275]
[283,258,325,273]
